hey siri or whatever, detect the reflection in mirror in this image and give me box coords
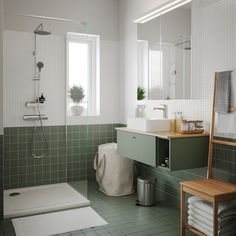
[137,2,191,100]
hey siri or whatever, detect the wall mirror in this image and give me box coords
[137,1,192,100]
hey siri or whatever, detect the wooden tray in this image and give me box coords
[180,129,204,134]
[181,120,203,123]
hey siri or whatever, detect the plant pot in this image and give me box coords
[70,105,84,116]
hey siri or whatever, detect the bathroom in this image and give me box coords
[0,0,236,235]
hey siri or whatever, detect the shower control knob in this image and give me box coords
[38,93,45,103]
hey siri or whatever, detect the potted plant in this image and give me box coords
[68,85,85,116]
[137,86,146,100]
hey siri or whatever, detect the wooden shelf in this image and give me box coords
[181,120,203,124]
[180,179,236,236]
[179,130,204,134]
[185,225,207,236]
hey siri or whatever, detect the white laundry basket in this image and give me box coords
[94,143,134,196]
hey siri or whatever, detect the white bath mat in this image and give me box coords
[12,207,108,236]
[4,183,90,218]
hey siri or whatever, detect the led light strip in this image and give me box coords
[134,0,191,24]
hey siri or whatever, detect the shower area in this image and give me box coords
[2,13,95,220]
[146,38,192,100]
[173,36,192,99]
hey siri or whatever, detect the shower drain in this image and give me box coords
[9,192,20,197]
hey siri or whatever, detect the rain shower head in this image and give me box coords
[37,61,44,73]
[34,23,51,35]
[175,40,191,50]
[184,46,191,50]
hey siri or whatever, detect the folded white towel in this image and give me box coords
[188,196,236,216]
[188,206,213,221]
[188,210,236,230]
[188,208,236,229]
[220,222,236,235]
[188,210,213,227]
[222,232,236,236]
[220,209,236,220]
[189,215,213,229]
[189,205,236,224]
[188,218,236,236]
[220,215,236,228]
[188,219,214,236]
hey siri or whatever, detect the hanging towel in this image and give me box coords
[215,71,231,113]
[217,70,236,133]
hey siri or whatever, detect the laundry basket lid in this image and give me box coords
[98,143,117,154]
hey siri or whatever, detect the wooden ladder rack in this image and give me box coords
[180,72,236,236]
[208,72,236,178]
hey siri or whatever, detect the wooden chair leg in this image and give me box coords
[180,186,186,236]
[213,200,218,236]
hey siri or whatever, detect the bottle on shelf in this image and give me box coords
[37,93,46,103]
[175,111,183,132]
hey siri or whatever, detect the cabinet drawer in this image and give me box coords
[117,130,156,167]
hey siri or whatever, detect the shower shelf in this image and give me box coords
[25,102,44,108]
[23,115,48,121]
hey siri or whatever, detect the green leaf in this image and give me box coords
[137,86,146,100]
[68,85,85,103]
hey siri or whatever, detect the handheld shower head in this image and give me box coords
[37,61,44,73]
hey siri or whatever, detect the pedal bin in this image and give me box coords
[137,177,157,206]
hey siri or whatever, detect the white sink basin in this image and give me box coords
[127,118,171,132]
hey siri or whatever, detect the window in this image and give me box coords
[67,33,100,116]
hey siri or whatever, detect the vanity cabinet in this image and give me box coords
[169,137,209,171]
[117,131,156,166]
[117,128,209,171]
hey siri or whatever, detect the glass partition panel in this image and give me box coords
[2,13,90,230]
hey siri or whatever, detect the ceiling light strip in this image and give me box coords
[134,0,191,24]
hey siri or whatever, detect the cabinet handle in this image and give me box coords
[132,136,136,140]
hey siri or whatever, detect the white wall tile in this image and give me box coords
[133,99,211,128]
[3,31,120,127]
[3,31,66,127]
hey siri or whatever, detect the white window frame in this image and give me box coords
[66,32,100,117]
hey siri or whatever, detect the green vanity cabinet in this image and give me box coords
[116,128,209,171]
[168,136,209,171]
[117,130,157,167]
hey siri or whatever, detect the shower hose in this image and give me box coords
[31,80,49,159]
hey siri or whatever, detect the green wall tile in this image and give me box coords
[3,124,122,190]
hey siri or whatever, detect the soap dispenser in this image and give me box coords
[135,105,146,118]
[175,111,183,132]
[170,112,177,133]
[135,105,141,118]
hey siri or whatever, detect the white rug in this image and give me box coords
[12,207,108,236]
[4,183,90,218]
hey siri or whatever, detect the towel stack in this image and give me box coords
[188,196,236,236]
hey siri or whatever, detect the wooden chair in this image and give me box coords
[180,72,236,236]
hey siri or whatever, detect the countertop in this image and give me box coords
[115,127,209,139]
